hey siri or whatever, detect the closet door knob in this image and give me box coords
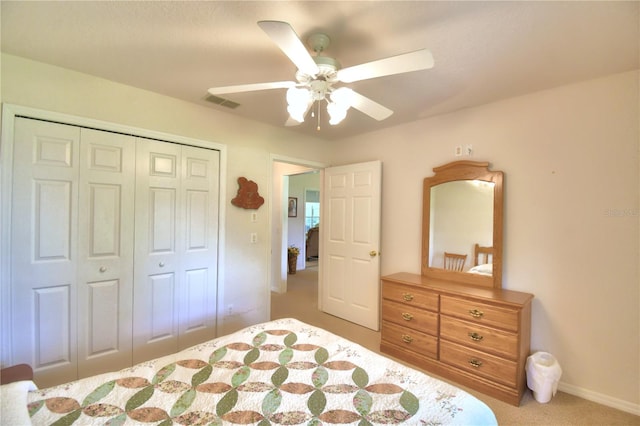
[99,266,107,273]
[159,262,165,267]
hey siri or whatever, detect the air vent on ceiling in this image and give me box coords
[205,94,240,109]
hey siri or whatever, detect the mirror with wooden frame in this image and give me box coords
[421,161,504,289]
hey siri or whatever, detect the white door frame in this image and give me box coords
[269,155,327,303]
[0,104,228,365]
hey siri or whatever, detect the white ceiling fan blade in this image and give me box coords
[208,81,296,95]
[337,49,434,83]
[258,20,319,76]
[349,90,393,121]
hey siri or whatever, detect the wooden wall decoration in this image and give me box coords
[231,177,264,209]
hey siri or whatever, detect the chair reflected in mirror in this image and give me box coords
[444,252,467,272]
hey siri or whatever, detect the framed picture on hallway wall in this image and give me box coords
[288,197,297,217]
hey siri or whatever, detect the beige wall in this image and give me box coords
[1,52,638,411]
[328,70,640,410]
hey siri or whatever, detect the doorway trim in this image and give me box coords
[269,154,327,308]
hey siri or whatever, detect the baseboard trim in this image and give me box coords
[559,381,640,416]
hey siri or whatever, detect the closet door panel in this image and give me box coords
[149,273,177,340]
[11,118,80,388]
[178,146,219,350]
[186,190,208,249]
[88,184,121,255]
[182,268,208,333]
[77,128,135,378]
[133,139,181,363]
[34,286,72,366]
[35,180,74,259]
[150,188,177,252]
[86,280,120,354]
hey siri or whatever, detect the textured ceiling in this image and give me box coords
[1,1,638,141]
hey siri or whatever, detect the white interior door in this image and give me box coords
[11,118,81,387]
[321,160,382,331]
[133,139,182,363]
[77,128,135,378]
[177,145,220,350]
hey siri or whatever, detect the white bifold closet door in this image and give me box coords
[133,139,219,364]
[77,128,136,379]
[9,117,219,388]
[11,118,136,386]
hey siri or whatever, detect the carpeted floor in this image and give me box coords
[271,266,640,425]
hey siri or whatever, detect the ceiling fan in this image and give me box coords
[208,21,434,128]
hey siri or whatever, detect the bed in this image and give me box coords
[2,318,497,425]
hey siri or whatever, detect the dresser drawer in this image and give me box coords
[382,300,438,335]
[441,295,519,332]
[382,281,438,311]
[440,316,517,360]
[440,340,517,387]
[381,321,438,359]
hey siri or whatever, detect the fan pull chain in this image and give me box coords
[317,101,321,131]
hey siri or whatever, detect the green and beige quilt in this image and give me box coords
[18,318,496,425]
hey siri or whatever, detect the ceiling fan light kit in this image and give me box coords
[286,87,310,123]
[207,20,434,129]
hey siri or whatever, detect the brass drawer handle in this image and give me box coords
[469,359,483,368]
[468,309,484,319]
[469,332,484,341]
[401,312,413,321]
[401,334,413,344]
[402,293,414,302]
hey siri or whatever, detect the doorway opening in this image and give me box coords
[271,159,382,330]
[303,189,320,269]
[270,158,324,297]
[286,172,320,277]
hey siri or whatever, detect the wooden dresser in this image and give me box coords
[381,272,533,406]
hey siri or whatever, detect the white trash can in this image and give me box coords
[526,351,562,403]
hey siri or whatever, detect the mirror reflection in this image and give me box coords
[429,180,495,274]
[422,160,503,288]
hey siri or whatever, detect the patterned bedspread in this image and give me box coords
[23,318,497,425]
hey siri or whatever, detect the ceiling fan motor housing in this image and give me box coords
[296,55,340,100]
[310,80,330,100]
